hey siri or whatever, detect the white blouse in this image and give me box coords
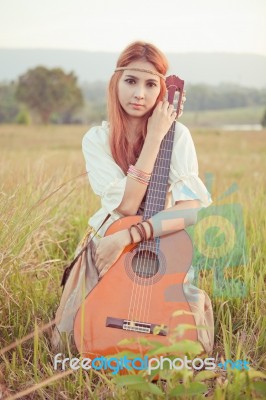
[82,121,212,237]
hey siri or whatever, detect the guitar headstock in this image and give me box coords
[166,75,184,116]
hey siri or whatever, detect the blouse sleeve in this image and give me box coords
[82,125,127,214]
[168,123,212,208]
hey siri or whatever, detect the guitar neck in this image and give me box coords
[143,121,176,220]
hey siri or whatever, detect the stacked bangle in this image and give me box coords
[128,220,154,244]
[144,220,154,240]
[137,222,147,241]
[127,164,151,186]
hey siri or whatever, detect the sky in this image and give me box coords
[1,0,266,55]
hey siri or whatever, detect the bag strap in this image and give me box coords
[60,213,111,287]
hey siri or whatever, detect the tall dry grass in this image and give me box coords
[0,124,265,399]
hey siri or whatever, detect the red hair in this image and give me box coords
[107,41,169,174]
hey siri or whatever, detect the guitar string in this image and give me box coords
[131,116,176,327]
[139,122,176,329]
[137,88,180,328]
[127,89,180,328]
[129,112,176,326]
[126,128,171,325]
[143,88,184,327]
[136,131,168,325]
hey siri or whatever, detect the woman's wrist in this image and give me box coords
[118,220,154,247]
[145,132,162,147]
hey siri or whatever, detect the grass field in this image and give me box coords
[79,104,265,128]
[0,124,265,399]
[180,106,265,127]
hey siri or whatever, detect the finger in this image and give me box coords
[171,109,177,118]
[178,109,183,118]
[162,100,170,112]
[156,100,163,110]
[168,103,174,109]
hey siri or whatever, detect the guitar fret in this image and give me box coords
[144,199,165,207]
[148,186,169,192]
[145,195,166,200]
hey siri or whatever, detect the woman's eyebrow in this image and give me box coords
[124,74,159,83]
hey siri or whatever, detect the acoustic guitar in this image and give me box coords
[74,75,197,357]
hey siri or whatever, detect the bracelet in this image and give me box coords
[137,222,147,241]
[128,228,134,244]
[128,164,151,178]
[130,224,144,242]
[127,173,149,186]
[143,220,154,240]
[127,164,151,186]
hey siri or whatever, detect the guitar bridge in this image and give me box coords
[123,320,151,333]
[106,317,167,336]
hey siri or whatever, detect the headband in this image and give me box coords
[114,67,166,80]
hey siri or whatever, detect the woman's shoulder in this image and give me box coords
[82,121,109,147]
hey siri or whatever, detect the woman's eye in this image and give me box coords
[125,79,135,84]
[147,82,157,88]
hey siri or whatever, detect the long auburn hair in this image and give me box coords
[107,41,169,174]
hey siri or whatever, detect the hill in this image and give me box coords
[1,49,266,88]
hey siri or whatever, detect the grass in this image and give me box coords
[180,105,265,127]
[0,124,265,399]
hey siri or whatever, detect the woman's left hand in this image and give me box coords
[95,230,130,278]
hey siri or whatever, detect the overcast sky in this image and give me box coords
[1,0,265,55]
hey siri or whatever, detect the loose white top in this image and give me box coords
[82,121,212,236]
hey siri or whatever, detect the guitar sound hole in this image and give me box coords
[132,250,160,278]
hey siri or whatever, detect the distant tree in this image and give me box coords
[261,109,266,127]
[0,82,19,123]
[16,66,83,124]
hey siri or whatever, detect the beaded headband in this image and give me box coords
[114,67,166,80]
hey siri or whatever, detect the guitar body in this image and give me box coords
[74,215,197,357]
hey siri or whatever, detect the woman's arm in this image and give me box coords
[115,135,161,215]
[115,100,176,216]
[96,199,200,277]
[119,199,200,244]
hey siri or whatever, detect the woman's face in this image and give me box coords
[117,60,161,121]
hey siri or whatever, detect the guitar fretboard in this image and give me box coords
[139,121,176,251]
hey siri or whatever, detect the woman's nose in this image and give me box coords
[134,86,145,99]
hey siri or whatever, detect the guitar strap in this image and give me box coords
[60,212,111,288]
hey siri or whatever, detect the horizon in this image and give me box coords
[1,47,266,58]
[1,50,265,88]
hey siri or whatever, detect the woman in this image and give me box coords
[52,41,214,353]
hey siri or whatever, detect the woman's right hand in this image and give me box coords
[146,100,177,144]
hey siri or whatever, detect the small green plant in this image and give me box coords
[15,108,31,125]
[261,108,266,127]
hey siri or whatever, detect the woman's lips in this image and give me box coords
[130,103,144,109]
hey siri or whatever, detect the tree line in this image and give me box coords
[0,66,266,125]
